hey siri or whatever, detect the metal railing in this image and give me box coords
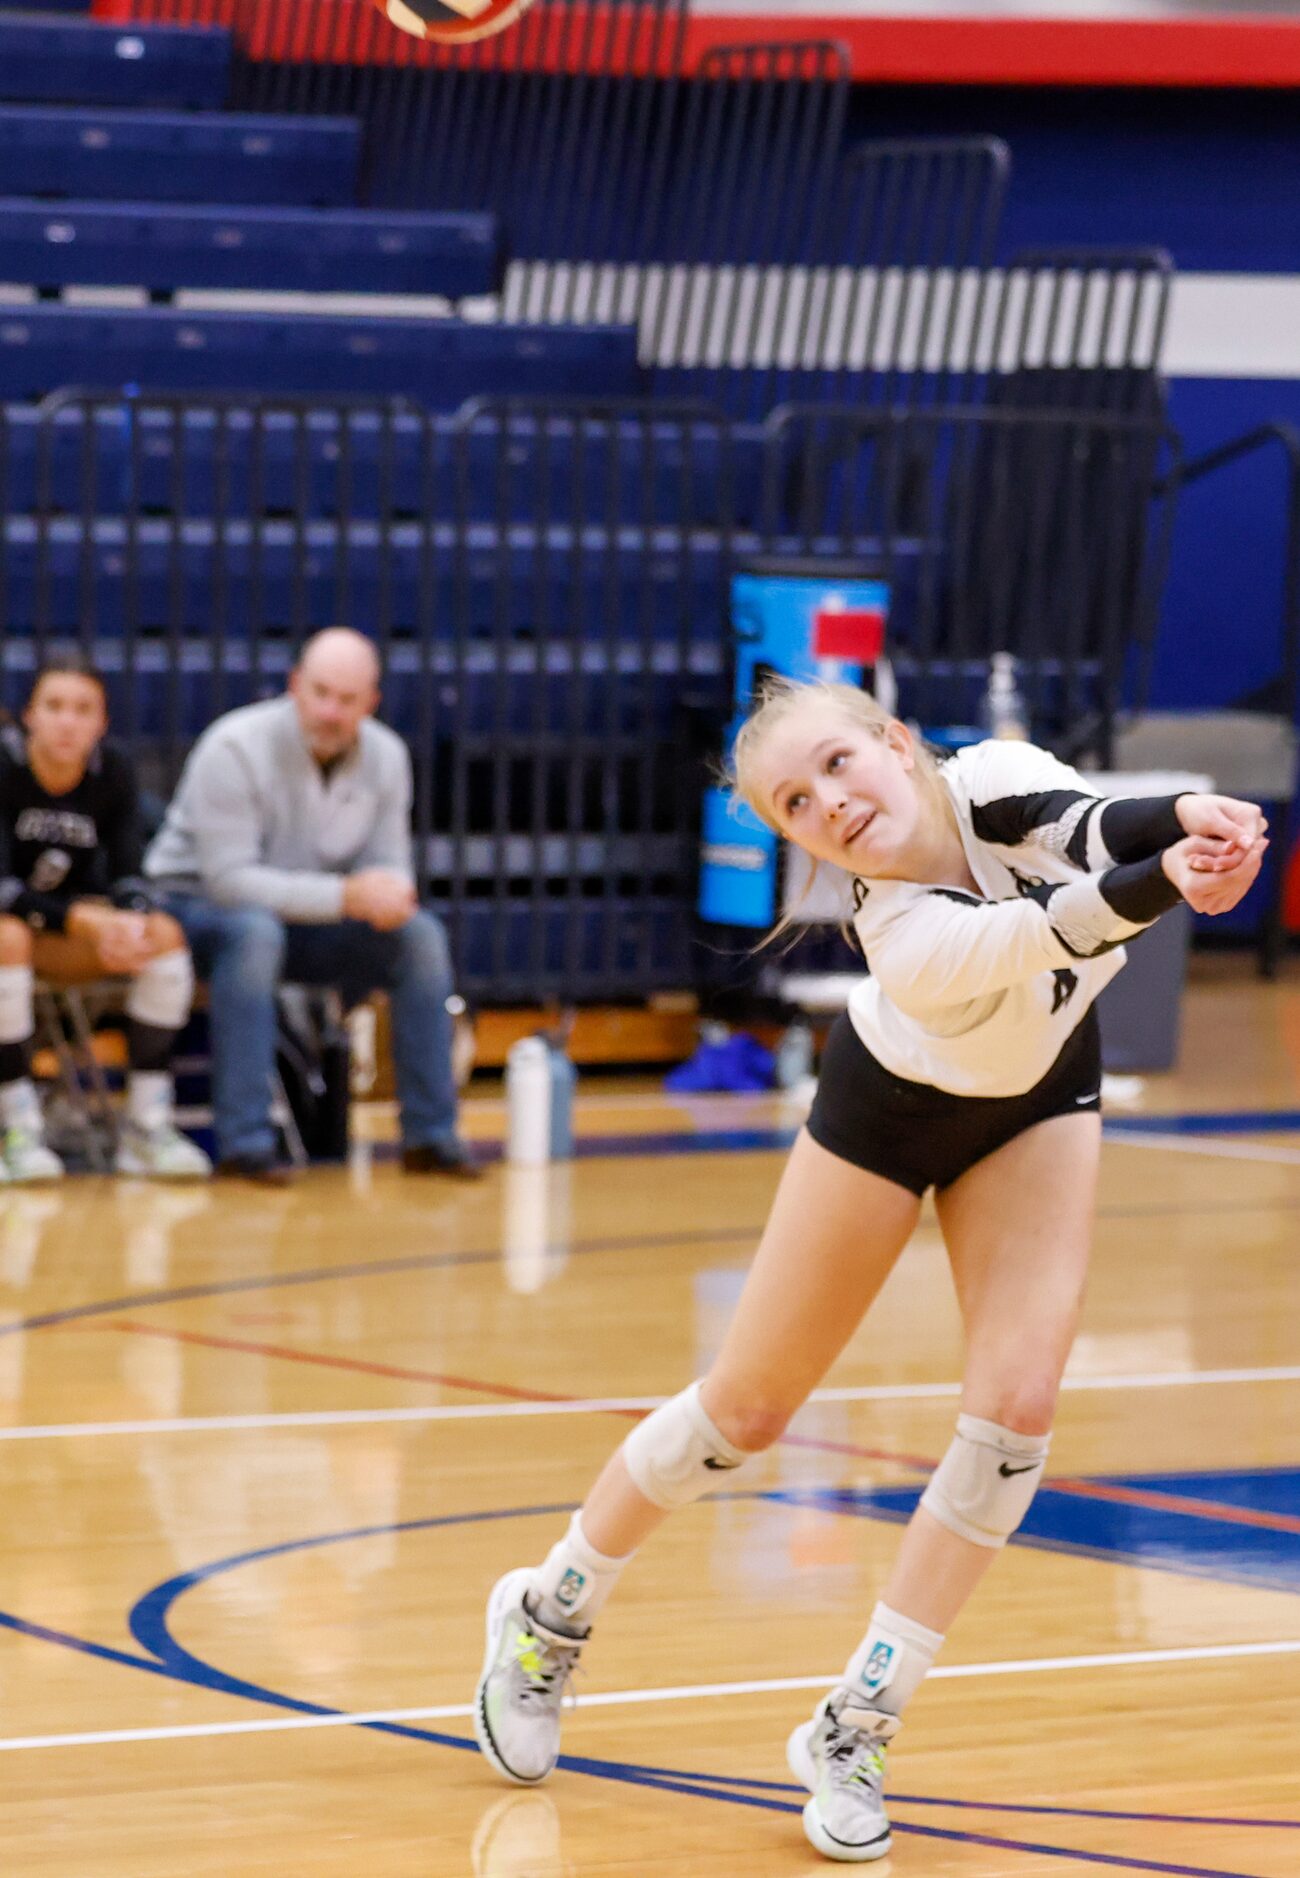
[759,399,1180,754]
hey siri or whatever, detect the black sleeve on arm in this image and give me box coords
[971,789,1098,863]
[0,877,74,933]
[0,795,70,932]
[1098,852,1184,924]
[1098,795,1186,863]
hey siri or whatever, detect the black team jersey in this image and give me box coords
[0,727,157,933]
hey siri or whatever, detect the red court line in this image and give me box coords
[1053,1477,1300,1540]
[104,1320,936,1471]
[101,1320,1300,1539]
[106,1319,585,1406]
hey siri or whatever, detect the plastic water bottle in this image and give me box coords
[506,1036,576,1165]
[547,1048,576,1160]
[982,652,1029,741]
[775,1020,814,1090]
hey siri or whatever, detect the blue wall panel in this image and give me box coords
[1155,376,1300,715]
[846,87,1300,275]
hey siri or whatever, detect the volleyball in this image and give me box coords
[374,0,536,44]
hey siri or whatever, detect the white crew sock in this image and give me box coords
[840,1601,945,1718]
[530,1512,631,1633]
[127,1071,173,1132]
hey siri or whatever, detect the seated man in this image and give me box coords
[0,655,211,1181]
[145,628,479,1184]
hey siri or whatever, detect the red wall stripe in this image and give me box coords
[90,1,1300,90]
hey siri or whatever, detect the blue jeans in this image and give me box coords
[163,896,461,1162]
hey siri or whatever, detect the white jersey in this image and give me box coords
[847,739,1185,1097]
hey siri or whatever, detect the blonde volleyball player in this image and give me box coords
[474,678,1266,1862]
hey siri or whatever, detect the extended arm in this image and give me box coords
[868,855,1181,1014]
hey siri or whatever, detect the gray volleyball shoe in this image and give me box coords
[787,1691,899,1862]
[475,1568,588,1785]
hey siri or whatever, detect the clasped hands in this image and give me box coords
[1161,794,1270,916]
[341,868,417,931]
[65,902,158,973]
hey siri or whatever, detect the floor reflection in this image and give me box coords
[470,1790,573,1878]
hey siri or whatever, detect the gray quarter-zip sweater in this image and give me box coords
[144,697,413,922]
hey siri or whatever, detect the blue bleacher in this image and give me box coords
[0,14,230,109]
[0,516,743,643]
[0,305,641,404]
[446,902,691,998]
[0,105,360,207]
[0,200,502,298]
[0,634,728,745]
[0,405,761,528]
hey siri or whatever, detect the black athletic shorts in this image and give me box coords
[806,1007,1102,1196]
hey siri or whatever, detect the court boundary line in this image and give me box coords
[1,1637,1298,1756]
[93,1319,1300,1544]
[3,1362,1299,1441]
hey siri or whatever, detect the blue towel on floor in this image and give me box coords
[664,1033,775,1093]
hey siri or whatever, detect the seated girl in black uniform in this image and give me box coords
[0,656,211,1181]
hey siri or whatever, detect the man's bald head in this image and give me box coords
[289,627,382,763]
[297,627,381,691]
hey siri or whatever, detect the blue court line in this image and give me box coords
[770,1486,1300,1599]
[1104,1110,1300,1137]
[1114,1468,1300,1519]
[120,1502,1287,1877]
[0,1598,1264,1878]
[0,1221,760,1341]
[636,1765,1299,1831]
[2,1586,1291,1844]
[0,1499,1280,1877]
[0,1608,199,1689]
[440,1107,1300,1164]
[3,1147,1296,1349]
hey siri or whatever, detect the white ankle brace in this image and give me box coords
[532,1513,628,1628]
[841,1601,944,1718]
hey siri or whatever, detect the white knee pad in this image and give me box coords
[0,964,32,1042]
[622,1381,748,1512]
[126,948,194,1030]
[919,1413,1051,1548]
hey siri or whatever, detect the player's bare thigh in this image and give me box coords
[935,1109,1102,1431]
[31,907,187,984]
[701,1127,921,1449]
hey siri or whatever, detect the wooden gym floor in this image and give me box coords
[1,954,1297,1875]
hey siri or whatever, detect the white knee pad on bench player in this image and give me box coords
[920,1413,1051,1548]
[623,1381,748,1511]
[126,949,194,1031]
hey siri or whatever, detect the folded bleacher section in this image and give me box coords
[0,0,1204,998]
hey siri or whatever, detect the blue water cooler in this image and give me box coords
[698,565,890,928]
